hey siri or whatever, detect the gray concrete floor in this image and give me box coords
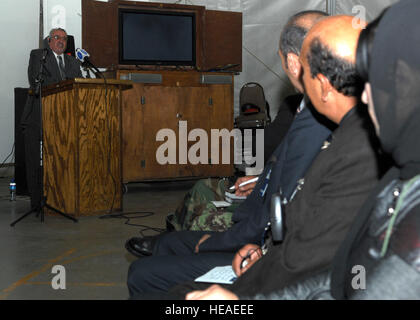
[0,177,195,300]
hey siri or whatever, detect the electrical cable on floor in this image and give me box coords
[98,211,167,237]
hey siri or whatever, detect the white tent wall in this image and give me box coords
[0,0,39,177]
[237,0,325,119]
[335,0,399,20]
[0,0,398,175]
[42,0,83,50]
[236,0,399,119]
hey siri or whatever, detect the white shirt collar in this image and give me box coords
[52,51,65,67]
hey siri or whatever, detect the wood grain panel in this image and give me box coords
[136,86,180,180]
[43,90,77,214]
[203,10,242,71]
[121,84,146,181]
[42,80,124,216]
[77,86,122,215]
[117,70,207,87]
[174,86,211,178]
[121,74,234,181]
[82,0,119,68]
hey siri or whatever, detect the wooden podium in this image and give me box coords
[41,78,132,216]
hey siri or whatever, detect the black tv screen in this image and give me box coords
[119,9,196,66]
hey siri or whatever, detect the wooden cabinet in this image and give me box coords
[82,0,242,72]
[118,70,234,182]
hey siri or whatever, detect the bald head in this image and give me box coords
[302,15,366,96]
[306,15,365,63]
[300,15,366,123]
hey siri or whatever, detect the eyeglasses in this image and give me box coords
[51,35,68,41]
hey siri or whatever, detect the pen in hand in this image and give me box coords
[229,177,259,191]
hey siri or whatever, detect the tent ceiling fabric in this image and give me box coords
[335,0,400,21]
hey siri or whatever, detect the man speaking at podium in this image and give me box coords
[21,28,82,211]
[27,28,82,88]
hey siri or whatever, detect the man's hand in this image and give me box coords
[234,176,258,197]
[195,234,211,253]
[185,284,239,300]
[232,244,262,277]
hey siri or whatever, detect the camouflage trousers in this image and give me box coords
[167,178,240,232]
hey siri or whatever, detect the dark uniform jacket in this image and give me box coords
[263,94,302,162]
[229,105,383,297]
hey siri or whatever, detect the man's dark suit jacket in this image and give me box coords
[22,47,82,130]
[229,105,383,297]
[21,47,82,209]
[264,94,302,163]
[27,47,82,89]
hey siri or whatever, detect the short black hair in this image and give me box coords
[307,37,363,97]
[279,10,328,65]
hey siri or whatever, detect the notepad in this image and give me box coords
[224,191,246,204]
[195,266,238,284]
[211,201,232,208]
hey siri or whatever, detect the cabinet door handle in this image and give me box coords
[209,97,213,106]
[141,96,146,105]
[176,113,183,118]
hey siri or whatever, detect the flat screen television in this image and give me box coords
[118,9,196,66]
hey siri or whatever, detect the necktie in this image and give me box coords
[57,55,66,80]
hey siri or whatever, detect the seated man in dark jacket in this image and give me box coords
[127,10,334,297]
[183,15,386,301]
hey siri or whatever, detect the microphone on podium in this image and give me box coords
[75,48,102,77]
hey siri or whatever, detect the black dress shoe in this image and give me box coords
[125,236,157,258]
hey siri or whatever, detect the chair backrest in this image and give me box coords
[236,82,271,128]
[239,82,267,115]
